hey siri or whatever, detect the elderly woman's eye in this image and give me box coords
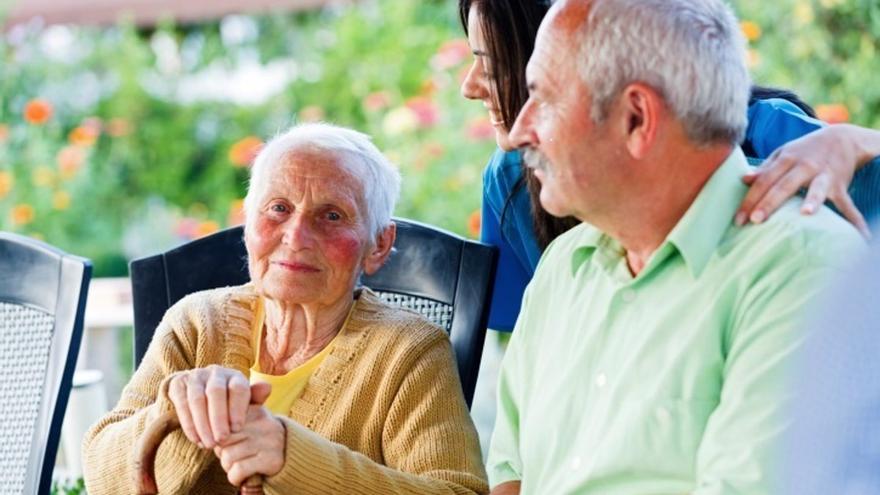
[269,203,289,213]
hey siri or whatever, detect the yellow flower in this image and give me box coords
[740,21,762,42]
[69,125,99,147]
[32,166,55,187]
[794,2,814,25]
[11,204,35,225]
[0,171,13,198]
[195,221,220,238]
[52,191,71,210]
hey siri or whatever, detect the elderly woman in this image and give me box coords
[82,123,488,494]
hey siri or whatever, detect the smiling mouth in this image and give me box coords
[272,261,320,273]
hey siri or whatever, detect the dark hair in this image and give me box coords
[749,85,817,118]
[461,3,817,251]
[460,0,577,250]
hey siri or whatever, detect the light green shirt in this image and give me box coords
[487,149,863,494]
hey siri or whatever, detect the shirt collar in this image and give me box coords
[666,147,750,278]
[569,148,750,278]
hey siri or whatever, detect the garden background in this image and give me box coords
[2,0,879,277]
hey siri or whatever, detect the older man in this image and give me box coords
[486,1,864,494]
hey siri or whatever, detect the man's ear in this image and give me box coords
[618,82,663,159]
[363,222,396,275]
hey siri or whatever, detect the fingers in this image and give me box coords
[186,372,214,448]
[800,173,831,215]
[227,374,252,434]
[205,371,230,443]
[249,382,272,406]
[747,166,811,224]
[165,367,251,449]
[833,191,871,240]
[737,149,794,225]
[168,375,199,446]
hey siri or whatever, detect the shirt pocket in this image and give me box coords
[610,398,719,484]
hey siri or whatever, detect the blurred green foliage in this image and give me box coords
[0,0,492,276]
[1,0,877,277]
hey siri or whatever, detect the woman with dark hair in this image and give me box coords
[459,0,880,331]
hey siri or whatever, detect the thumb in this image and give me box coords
[250,382,272,405]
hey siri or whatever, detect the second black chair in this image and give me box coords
[130,218,497,407]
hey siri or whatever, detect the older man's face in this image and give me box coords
[245,150,373,306]
[508,2,622,222]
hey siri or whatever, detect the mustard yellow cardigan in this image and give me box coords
[82,284,488,494]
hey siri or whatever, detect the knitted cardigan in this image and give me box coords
[82,284,488,494]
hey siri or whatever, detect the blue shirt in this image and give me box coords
[481,97,879,331]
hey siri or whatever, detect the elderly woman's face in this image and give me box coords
[245,149,373,306]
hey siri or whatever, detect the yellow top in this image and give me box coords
[249,297,348,415]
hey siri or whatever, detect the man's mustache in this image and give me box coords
[523,147,551,173]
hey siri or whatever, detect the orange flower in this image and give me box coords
[0,171,13,198]
[57,146,86,178]
[11,204,35,226]
[816,104,850,124]
[467,210,481,238]
[107,118,132,137]
[175,217,199,239]
[0,124,9,143]
[52,191,71,210]
[23,99,53,125]
[195,221,220,239]
[740,21,762,42]
[227,198,245,226]
[229,136,263,167]
[69,125,100,147]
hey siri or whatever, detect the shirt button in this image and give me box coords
[621,289,636,303]
[657,406,671,423]
[595,373,607,388]
[570,456,582,470]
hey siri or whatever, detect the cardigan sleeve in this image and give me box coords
[264,336,489,494]
[81,302,215,495]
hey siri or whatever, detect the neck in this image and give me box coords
[260,295,353,373]
[595,143,733,276]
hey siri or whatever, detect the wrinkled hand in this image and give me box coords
[735,125,870,239]
[167,365,270,449]
[213,400,286,486]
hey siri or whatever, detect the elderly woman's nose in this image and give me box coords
[281,215,316,247]
[460,60,488,101]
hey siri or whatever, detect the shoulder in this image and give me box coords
[160,283,257,334]
[350,289,450,354]
[724,200,865,272]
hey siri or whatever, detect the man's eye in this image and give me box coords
[326,211,341,221]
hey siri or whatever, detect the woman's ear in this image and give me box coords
[363,222,397,275]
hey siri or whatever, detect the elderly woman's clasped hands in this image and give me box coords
[167,366,285,486]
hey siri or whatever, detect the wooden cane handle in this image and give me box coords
[133,409,264,494]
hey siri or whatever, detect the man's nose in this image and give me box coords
[508,98,538,149]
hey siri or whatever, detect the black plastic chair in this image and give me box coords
[130,218,497,407]
[0,232,92,494]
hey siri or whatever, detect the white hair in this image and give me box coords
[573,0,751,145]
[244,122,401,240]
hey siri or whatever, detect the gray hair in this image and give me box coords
[572,0,751,145]
[244,122,401,239]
